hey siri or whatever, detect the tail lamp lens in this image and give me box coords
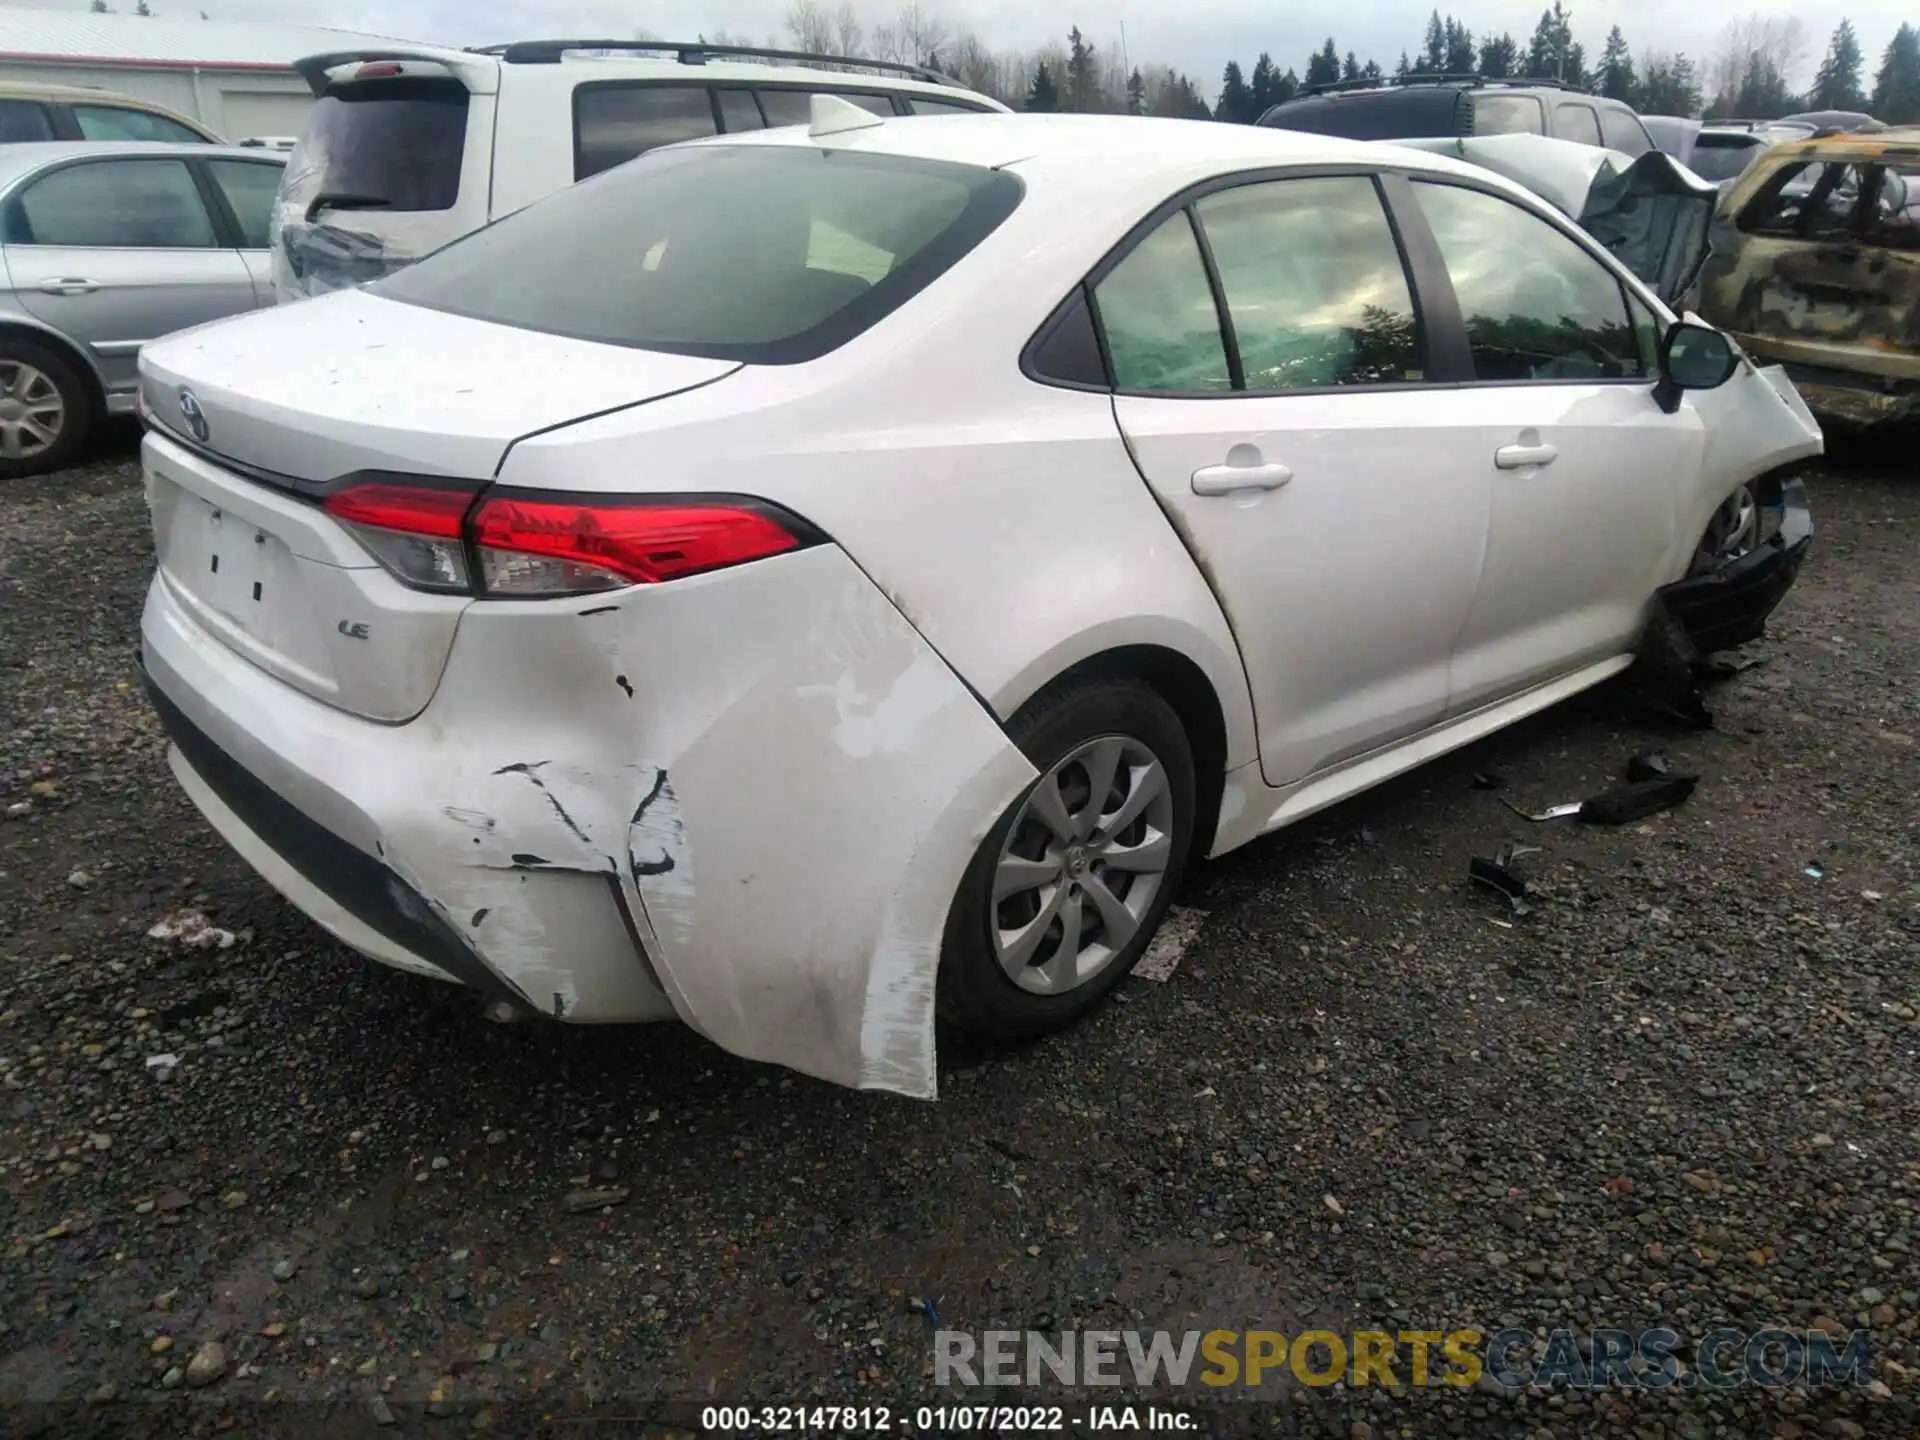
[323,482,809,598]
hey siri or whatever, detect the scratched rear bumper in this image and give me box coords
[140,541,1033,1098]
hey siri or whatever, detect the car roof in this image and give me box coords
[677,110,1525,197]
[0,140,284,188]
[293,40,1002,106]
[1768,127,1920,161]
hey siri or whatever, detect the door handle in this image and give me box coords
[38,278,99,296]
[1191,460,1293,496]
[1494,442,1559,470]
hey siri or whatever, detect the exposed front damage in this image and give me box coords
[1698,129,1920,427]
[1398,134,1719,305]
[1661,473,1814,653]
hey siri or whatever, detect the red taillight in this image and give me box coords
[470,495,801,592]
[323,480,810,598]
[323,482,478,594]
[324,483,473,539]
[355,61,405,78]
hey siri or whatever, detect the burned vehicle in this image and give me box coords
[1699,128,1920,427]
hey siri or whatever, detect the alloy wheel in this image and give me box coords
[991,734,1175,996]
[0,360,64,462]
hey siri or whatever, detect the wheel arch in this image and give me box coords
[0,319,108,420]
[1007,641,1238,870]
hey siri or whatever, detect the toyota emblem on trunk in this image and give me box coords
[178,389,210,444]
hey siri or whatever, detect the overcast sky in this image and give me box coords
[31,0,1913,93]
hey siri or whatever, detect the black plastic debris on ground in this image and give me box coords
[1470,843,1538,917]
[1629,594,1715,729]
[1497,756,1700,826]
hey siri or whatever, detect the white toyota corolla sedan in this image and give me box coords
[135,107,1821,1099]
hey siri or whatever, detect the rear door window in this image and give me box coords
[1598,107,1652,157]
[13,158,217,248]
[206,159,284,248]
[0,99,54,143]
[1473,94,1544,136]
[1867,165,1920,249]
[574,84,716,179]
[375,146,1022,363]
[71,103,207,144]
[757,89,897,126]
[1554,102,1602,146]
[287,76,469,217]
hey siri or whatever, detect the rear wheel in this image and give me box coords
[0,339,89,480]
[938,677,1195,1040]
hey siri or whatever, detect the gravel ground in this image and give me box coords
[1,428,1917,1438]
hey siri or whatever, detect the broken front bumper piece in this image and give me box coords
[1658,475,1813,654]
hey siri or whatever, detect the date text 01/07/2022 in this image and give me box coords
[697,1405,1198,1431]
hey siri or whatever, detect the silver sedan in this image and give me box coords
[0,141,285,477]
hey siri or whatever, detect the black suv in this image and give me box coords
[1259,75,1655,156]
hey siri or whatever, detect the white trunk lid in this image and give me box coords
[140,291,740,721]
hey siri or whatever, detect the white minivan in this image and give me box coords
[271,38,1009,301]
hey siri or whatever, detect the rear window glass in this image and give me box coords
[285,77,469,214]
[757,90,896,127]
[375,146,1023,364]
[908,98,990,116]
[1261,90,1463,139]
[72,104,207,144]
[1473,94,1543,136]
[574,85,716,179]
[1688,136,1759,183]
[0,99,54,143]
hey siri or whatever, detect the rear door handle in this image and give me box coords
[1495,443,1558,470]
[38,278,99,296]
[1191,461,1293,496]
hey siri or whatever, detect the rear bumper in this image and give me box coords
[140,539,1034,1098]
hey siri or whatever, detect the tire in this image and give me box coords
[938,676,1196,1041]
[0,338,91,480]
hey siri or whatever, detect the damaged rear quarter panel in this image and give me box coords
[423,545,1036,1099]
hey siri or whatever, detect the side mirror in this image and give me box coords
[1654,320,1739,413]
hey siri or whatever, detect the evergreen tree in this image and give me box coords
[1342,51,1362,82]
[1065,26,1101,112]
[1873,23,1920,124]
[89,0,111,10]
[1734,53,1797,118]
[1126,66,1146,115]
[1478,33,1517,78]
[1306,38,1341,88]
[1361,60,1384,84]
[1394,52,1413,79]
[1249,52,1285,113]
[134,0,152,12]
[1422,10,1446,72]
[1526,3,1573,79]
[1025,61,1059,113]
[1638,52,1703,116]
[1597,25,1635,100]
[1812,20,1868,111]
[1444,18,1475,72]
[1218,60,1256,123]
